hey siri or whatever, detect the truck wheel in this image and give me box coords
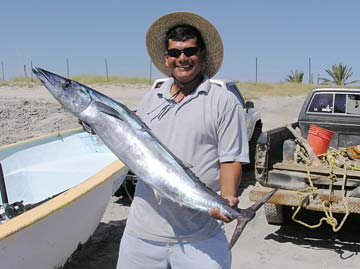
[249,124,262,166]
[264,203,284,225]
[114,172,136,199]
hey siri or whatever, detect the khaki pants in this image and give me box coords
[117,230,231,269]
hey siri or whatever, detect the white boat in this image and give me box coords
[0,128,128,269]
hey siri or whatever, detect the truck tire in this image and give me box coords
[114,172,136,199]
[249,124,262,166]
[264,203,284,225]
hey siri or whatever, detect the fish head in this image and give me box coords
[33,67,92,116]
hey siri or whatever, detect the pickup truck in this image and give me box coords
[152,78,263,165]
[249,88,360,228]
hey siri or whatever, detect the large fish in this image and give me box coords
[33,67,276,248]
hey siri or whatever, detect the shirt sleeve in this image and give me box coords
[217,102,249,164]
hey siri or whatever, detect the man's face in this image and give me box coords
[165,38,204,84]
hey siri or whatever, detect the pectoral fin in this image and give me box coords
[78,119,96,135]
[95,101,124,121]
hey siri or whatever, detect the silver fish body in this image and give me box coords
[33,67,276,248]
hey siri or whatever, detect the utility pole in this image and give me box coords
[1,61,4,81]
[31,60,33,82]
[24,65,28,79]
[66,58,70,78]
[255,56,258,83]
[105,58,109,82]
[308,57,312,84]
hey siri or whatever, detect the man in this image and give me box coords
[117,12,249,269]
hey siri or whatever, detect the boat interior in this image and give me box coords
[0,131,117,205]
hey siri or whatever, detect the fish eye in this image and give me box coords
[63,80,71,89]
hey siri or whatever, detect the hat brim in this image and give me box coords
[146,12,224,78]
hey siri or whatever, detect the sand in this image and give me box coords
[0,84,148,146]
[1,84,359,269]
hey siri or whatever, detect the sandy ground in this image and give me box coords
[1,84,359,269]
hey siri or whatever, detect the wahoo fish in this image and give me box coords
[33,67,276,249]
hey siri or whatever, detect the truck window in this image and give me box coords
[227,83,245,107]
[307,92,360,116]
[347,94,360,115]
[334,94,346,113]
[307,93,333,113]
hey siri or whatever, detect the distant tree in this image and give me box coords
[286,70,304,83]
[321,63,358,86]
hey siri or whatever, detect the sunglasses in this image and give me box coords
[166,47,200,58]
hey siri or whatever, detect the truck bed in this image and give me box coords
[251,88,360,221]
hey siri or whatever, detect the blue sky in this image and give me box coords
[1,0,359,83]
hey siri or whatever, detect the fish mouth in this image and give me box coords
[32,67,47,84]
[33,67,64,84]
[32,67,55,86]
[33,67,93,115]
[32,67,67,98]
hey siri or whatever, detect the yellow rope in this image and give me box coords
[291,161,350,231]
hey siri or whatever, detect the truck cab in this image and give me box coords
[298,88,360,148]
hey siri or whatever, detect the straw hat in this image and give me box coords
[146,12,224,78]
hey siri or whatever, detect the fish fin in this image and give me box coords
[94,101,124,121]
[181,161,193,169]
[153,189,163,204]
[141,126,150,132]
[248,188,278,212]
[229,189,277,249]
[79,119,96,135]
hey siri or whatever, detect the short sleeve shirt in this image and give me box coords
[124,77,249,242]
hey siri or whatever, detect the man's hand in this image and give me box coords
[209,161,242,222]
[208,195,239,223]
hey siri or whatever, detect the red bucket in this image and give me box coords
[307,125,334,155]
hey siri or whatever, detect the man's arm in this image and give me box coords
[209,161,242,223]
[209,96,248,222]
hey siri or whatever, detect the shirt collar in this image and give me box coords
[156,75,211,100]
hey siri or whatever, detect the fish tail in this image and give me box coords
[228,188,277,249]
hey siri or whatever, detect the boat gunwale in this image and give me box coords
[0,127,83,160]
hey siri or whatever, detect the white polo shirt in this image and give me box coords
[124,77,249,242]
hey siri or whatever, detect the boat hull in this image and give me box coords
[0,129,128,268]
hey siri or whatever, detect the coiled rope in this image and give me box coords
[291,154,350,231]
